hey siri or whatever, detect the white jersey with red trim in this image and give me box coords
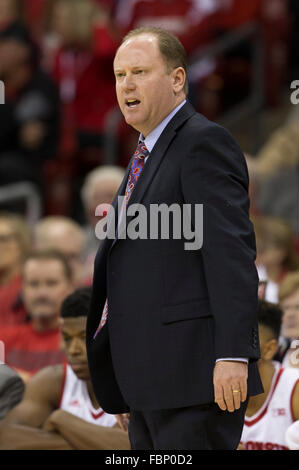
[240,361,299,450]
[59,364,117,427]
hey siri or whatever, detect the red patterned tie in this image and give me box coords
[93,142,149,338]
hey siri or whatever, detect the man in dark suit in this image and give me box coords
[86,26,263,450]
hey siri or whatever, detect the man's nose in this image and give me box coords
[122,73,136,91]
[68,337,82,354]
[32,284,50,297]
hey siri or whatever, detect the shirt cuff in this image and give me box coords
[216,357,248,363]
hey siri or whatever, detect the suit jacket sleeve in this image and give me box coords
[181,123,259,360]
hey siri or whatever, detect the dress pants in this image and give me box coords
[128,401,248,450]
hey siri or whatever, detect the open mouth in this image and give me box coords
[126,99,141,108]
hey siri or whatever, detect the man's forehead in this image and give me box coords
[114,34,160,65]
[62,316,86,332]
[24,258,63,273]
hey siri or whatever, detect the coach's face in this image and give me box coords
[114,33,185,137]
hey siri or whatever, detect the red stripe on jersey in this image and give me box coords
[89,409,105,420]
[245,367,284,427]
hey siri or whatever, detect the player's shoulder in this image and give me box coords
[26,363,65,407]
[281,365,299,382]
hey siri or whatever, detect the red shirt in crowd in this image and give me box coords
[0,323,66,382]
[52,26,119,135]
[0,276,27,327]
[115,0,222,54]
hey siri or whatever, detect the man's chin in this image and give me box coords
[70,364,89,380]
[123,113,143,131]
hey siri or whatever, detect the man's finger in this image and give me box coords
[240,379,247,403]
[231,385,241,410]
[214,383,227,411]
[222,383,235,412]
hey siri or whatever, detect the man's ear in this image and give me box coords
[262,338,279,361]
[172,67,186,94]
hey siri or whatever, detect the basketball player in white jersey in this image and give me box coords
[0,288,130,450]
[278,271,299,369]
[239,299,299,450]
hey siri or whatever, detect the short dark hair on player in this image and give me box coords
[258,299,282,340]
[61,287,92,318]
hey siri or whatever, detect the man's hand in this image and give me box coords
[42,409,65,433]
[115,413,130,432]
[213,361,248,412]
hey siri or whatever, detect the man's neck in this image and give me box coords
[141,95,186,138]
[246,360,275,417]
[32,316,60,332]
[86,380,99,409]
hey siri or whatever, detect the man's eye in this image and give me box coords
[116,73,125,78]
[28,281,39,288]
[134,70,143,74]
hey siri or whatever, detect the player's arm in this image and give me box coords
[0,423,73,450]
[0,365,62,427]
[43,409,131,450]
[0,365,73,450]
[291,381,299,421]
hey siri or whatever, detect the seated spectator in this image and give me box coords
[239,299,299,450]
[0,250,74,382]
[253,215,299,303]
[80,165,125,280]
[0,287,130,450]
[34,216,85,285]
[0,212,31,326]
[0,0,24,32]
[114,0,222,55]
[278,271,299,369]
[43,0,119,171]
[0,365,24,420]
[0,22,60,195]
[246,116,299,237]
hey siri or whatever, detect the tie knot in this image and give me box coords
[134,141,149,160]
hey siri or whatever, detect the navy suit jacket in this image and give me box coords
[86,101,263,413]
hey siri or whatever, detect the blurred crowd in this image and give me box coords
[0,0,299,451]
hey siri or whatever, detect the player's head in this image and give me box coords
[22,250,74,327]
[114,27,187,137]
[257,299,282,362]
[60,287,91,380]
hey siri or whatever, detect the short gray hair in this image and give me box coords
[81,165,125,208]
